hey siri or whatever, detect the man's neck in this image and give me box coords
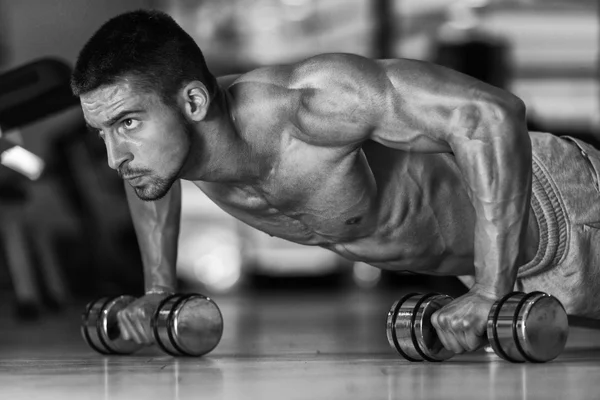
[179,87,269,184]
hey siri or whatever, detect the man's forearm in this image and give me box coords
[452,100,532,298]
[471,190,531,297]
[124,180,182,294]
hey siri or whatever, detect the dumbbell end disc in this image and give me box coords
[153,294,224,357]
[518,293,569,362]
[488,292,569,363]
[172,294,223,356]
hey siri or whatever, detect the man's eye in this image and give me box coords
[122,118,140,130]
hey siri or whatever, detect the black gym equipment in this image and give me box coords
[0,58,77,318]
[0,57,145,318]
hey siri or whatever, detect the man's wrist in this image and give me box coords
[471,281,513,300]
[145,285,176,296]
[473,254,520,300]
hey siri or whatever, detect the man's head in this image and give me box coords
[71,10,217,201]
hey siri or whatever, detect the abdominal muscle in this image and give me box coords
[317,143,477,276]
[327,143,540,277]
[326,200,479,277]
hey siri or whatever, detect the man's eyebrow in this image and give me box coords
[103,109,145,127]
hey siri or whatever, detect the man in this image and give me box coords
[71,10,600,355]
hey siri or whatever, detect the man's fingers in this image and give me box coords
[431,310,465,354]
[117,310,131,341]
[452,315,485,352]
[132,312,153,345]
[462,329,483,352]
[435,329,455,353]
[121,311,144,344]
[456,329,478,352]
[441,331,465,354]
[429,292,495,356]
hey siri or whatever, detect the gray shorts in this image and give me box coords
[515,132,600,318]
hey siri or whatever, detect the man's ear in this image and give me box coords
[180,81,210,121]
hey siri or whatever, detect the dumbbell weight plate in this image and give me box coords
[81,297,111,355]
[81,295,144,355]
[387,293,454,362]
[152,293,224,357]
[152,294,185,356]
[487,291,568,363]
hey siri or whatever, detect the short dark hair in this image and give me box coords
[71,10,217,105]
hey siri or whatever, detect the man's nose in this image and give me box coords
[105,137,132,171]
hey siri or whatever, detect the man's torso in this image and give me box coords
[194,66,479,276]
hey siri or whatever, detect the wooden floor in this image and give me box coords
[0,288,599,400]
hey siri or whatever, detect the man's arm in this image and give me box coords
[117,180,181,344]
[124,179,181,294]
[373,58,531,299]
[377,58,531,300]
[294,53,531,352]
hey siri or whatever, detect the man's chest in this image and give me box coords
[195,147,379,245]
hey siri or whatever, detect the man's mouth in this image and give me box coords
[124,175,144,183]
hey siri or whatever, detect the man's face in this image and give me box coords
[80,80,191,201]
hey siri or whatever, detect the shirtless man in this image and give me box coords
[71,10,600,355]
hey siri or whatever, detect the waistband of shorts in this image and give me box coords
[517,155,568,278]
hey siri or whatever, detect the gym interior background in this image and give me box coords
[0,0,597,318]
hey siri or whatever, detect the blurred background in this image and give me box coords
[0,0,597,319]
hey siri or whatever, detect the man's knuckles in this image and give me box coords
[451,315,481,331]
[433,310,461,330]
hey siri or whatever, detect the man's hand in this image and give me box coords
[430,290,497,354]
[117,292,172,345]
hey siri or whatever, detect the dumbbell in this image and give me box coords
[81,293,223,356]
[386,291,569,363]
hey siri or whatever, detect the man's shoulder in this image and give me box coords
[227,67,298,121]
[233,66,288,86]
[227,53,385,147]
[232,53,380,90]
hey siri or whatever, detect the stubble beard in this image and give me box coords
[132,174,176,202]
[131,109,194,202]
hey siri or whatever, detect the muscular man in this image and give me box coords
[71,10,600,355]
